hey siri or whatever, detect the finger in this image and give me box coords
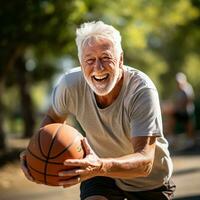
[64,159,89,167]
[21,164,34,181]
[19,151,28,168]
[19,151,26,160]
[59,169,77,177]
[59,169,86,177]
[23,172,33,182]
[20,156,27,167]
[59,176,81,187]
[19,152,34,181]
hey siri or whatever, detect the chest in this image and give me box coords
[75,94,133,155]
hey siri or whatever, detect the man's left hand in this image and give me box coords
[58,137,103,188]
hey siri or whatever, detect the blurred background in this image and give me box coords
[0,0,200,199]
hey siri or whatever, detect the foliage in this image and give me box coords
[0,0,200,138]
[1,0,200,94]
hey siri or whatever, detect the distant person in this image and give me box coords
[166,72,196,149]
[20,21,175,199]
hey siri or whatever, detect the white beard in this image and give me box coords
[83,67,122,96]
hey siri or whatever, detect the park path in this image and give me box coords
[0,138,200,200]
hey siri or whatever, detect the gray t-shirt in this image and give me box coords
[51,66,173,191]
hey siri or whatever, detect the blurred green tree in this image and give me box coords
[0,0,199,151]
[0,0,88,149]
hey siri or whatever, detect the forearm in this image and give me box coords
[99,153,153,179]
[58,137,156,187]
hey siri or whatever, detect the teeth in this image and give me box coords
[94,74,108,80]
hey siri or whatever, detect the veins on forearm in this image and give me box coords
[99,153,153,179]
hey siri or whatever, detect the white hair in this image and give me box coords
[75,21,122,62]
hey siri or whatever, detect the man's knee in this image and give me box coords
[84,195,108,200]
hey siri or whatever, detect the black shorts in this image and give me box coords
[80,176,176,200]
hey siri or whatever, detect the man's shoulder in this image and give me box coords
[124,65,157,91]
[57,67,84,88]
[65,66,82,78]
[64,66,83,80]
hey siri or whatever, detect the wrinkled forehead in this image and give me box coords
[82,35,114,51]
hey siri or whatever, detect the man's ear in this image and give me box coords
[119,52,124,68]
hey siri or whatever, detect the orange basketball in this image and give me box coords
[26,123,84,186]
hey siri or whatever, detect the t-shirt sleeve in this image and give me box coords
[129,88,163,137]
[51,75,70,117]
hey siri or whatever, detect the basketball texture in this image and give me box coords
[26,123,84,186]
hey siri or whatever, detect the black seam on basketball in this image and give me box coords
[27,148,64,165]
[48,133,80,159]
[44,124,63,184]
[38,129,47,159]
[27,163,59,177]
[38,124,63,158]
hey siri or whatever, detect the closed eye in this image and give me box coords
[86,59,95,65]
[102,57,111,62]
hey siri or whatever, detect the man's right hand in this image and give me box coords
[20,150,42,184]
[20,151,34,181]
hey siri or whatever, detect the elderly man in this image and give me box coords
[21,21,175,200]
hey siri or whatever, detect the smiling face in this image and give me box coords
[81,37,123,96]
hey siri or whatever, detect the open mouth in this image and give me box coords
[93,74,109,82]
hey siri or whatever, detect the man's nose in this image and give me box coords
[94,59,104,72]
